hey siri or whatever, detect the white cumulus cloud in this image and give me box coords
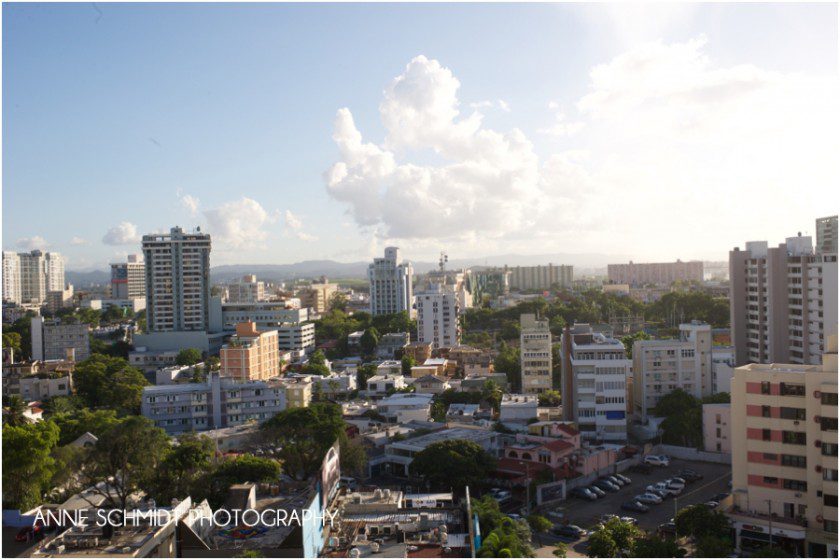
[102,222,141,246]
[180,193,200,215]
[203,197,275,248]
[16,236,49,250]
[70,237,89,246]
[284,210,318,242]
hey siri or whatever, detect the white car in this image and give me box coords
[665,478,685,490]
[647,482,681,496]
[643,455,670,466]
[635,492,664,504]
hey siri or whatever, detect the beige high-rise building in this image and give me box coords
[507,264,573,291]
[607,260,703,286]
[226,274,266,303]
[2,251,21,304]
[368,247,414,316]
[219,322,280,381]
[729,232,838,367]
[632,321,713,420]
[416,282,461,350]
[729,335,838,557]
[8,250,65,304]
[110,254,146,299]
[520,314,552,394]
[817,215,838,255]
[299,278,337,313]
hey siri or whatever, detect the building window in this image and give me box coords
[779,383,805,396]
[780,407,806,421]
[822,393,839,406]
[781,431,806,445]
[761,381,771,395]
[762,405,772,418]
[824,494,838,508]
[762,429,772,441]
[823,443,839,456]
[824,520,838,534]
[763,476,779,485]
[782,479,807,491]
[821,417,838,432]
[780,455,807,468]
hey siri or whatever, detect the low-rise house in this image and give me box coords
[446,403,480,422]
[155,363,205,385]
[376,393,433,424]
[411,375,451,395]
[2,357,74,400]
[308,372,358,397]
[363,373,407,397]
[270,376,312,409]
[347,330,365,351]
[403,341,433,363]
[376,360,402,376]
[461,372,510,392]
[376,332,410,360]
[499,394,539,422]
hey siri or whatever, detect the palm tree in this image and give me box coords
[3,395,29,426]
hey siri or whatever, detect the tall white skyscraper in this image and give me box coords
[520,314,553,394]
[5,250,65,305]
[415,282,461,350]
[368,247,413,316]
[2,251,21,304]
[730,231,838,366]
[142,226,211,333]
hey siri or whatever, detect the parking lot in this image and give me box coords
[541,458,732,534]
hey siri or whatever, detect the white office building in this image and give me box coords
[368,247,413,316]
[2,252,21,304]
[520,314,552,394]
[560,324,631,441]
[415,282,460,350]
[31,317,90,362]
[277,322,316,356]
[225,275,266,303]
[220,301,309,331]
[4,250,64,304]
[110,254,146,299]
[142,226,212,333]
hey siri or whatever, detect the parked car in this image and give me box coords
[678,469,703,482]
[705,501,720,509]
[570,487,598,501]
[712,492,731,503]
[492,490,512,502]
[553,525,588,539]
[635,492,663,505]
[665,478,686,490]
[620,517,639,525]
[658,521,677,536]
[630,463,652,474]
[547,510,566,522]
[615,474,632,485]
[647,482,680,496]
[599,514,619,525]
[507,513,523,521]
[669,476,687,486]
[607,475,626,487]
[621,500,650,513]
[644,455,670,466]
[587,485,606,498]
[594,480,620,492]
[646,487,670,499]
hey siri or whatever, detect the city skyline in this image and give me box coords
[3,3,838,271]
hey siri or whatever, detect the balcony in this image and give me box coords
[728,506,808,529]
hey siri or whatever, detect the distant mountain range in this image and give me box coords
[67,252,725,287]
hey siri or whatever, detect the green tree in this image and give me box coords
[695,536,733,558]
[52,408,120,445]
[78,416,170,509]
[309,350,327,366]
[527,514,552,545]
[3,395,29,427]
[494,342,521,391]
[357,363,378,389]
[674,504,731,539]
[620,331,652,358]
[410,439,497,492]
[552,542,567,558]
[360,327,380,356]
[654,389,703,446]
[73,354,149,414]
[587,529,619,558]
[630,536,684,558]
[2,331,22,353]
[481,380,503,412]
[328,292,348,313]
[401,354,416,376]
[261,403,345,479]
[339,437,368,478]
[176,348,203,366]
[2,421,61,510]
[750,546,793,558]
[538,390,562,407]
[302,362,330,376]
[151,433,215,502]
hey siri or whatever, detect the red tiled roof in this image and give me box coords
[495,458,551,476]
[543,439,575,452]
[556,424,579,436]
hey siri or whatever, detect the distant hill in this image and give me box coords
[66,269,110,287]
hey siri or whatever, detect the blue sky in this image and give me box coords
[3,3,838,269]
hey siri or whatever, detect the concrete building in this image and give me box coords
[44,284,74,314]
[277,322,316,356]
[728,336,838,557]
[375,332,410,360]
[729,232,838,366]
[220,301,309,331]
[712,346,736,394]
[220,322,280,381]
[31,317,90,362]
[370,427,500,477]
[506,264,573,291]
[607,260,703,287]
[520,314,552,394]
[7,250,65,304]
[633,322,713,419]
[403,341,432,364]
[377,393,434,424]
[363,373,408,397]
[142,226,212,333]
[17,374,73,402]
[141,372,285,434]
[500,394,539,422]
[299,278,337,314]
[110,254,146,299]
[817,215,838,255]
[560,324,632,441]
[271,377,312,409]
[702,402,731,454]
[368,247,413,316]
[415,282,461,350]
[2,251,21,303]
[225,274,266,303]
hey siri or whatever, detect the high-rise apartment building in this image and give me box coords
[415,283,461,350]
[728,335,838,557]
[632,321,713,420]
[817,215,838,255]
[2,251,21,304]
[520,314,553,394]
[31,316,90,362]
[560,324,631,441]
[368,247,413,316]
[142,226,212,333]
[730,232,838,367]
[219,322,280,381]
[110,254,146,299]
[299,278,337,313]
[5,250,65,304]
[225,275,266,304]
[507,264,573,291]
[607,260,703,286]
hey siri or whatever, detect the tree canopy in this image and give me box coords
[176,348,203,366]
[2,421,60,510]
[73,354,149,415]
[260,403,345,479]
[410,439,497,492]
